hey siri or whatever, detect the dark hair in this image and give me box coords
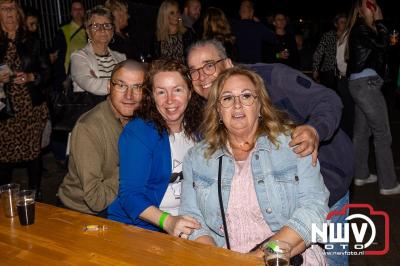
[71,0,84,6]
[24,7,39,20]
[137,59,201,139]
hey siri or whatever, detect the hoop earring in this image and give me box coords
[110,37,115,44]
[219,118,223,125]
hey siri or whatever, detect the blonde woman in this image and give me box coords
[154,0,195,63]
[180,67,329,265]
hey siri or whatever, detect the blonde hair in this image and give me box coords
[156,0,186,41]
[201,66,295,159]
[104,0,128,13]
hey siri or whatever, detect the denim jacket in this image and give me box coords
[180,134,329,247]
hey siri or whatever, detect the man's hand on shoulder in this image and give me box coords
[289,125,319,166]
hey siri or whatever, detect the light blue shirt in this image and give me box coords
[180,134,330,247]
[349,68,378,80]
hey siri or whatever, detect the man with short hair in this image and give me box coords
[182,0,201,35]
[58,60,145,216]
[232,0,276,63]
[186,39,353,266]
[50,0,86,75]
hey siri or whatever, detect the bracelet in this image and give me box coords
[159,211,169,230]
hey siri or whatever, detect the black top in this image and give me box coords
[347,19,388,78]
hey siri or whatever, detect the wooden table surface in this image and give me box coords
[0,203,263,265]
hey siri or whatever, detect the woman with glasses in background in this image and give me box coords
[180,67,329,264]
[70,5,125,100]
[107,59,201,237]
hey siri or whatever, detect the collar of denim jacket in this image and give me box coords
[211,136,272,160]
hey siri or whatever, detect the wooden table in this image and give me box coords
[0,203,263,265]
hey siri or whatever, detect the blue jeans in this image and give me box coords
[326,192,349,266]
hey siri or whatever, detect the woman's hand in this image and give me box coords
[13,72,33,85]
[373,5,383,21]
[0,71,10,83]
[163,215,201,239]
[248,248,264,258]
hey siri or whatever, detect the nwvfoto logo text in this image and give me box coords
[311,204,389,255]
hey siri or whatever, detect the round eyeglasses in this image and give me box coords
[111,80,143,93]
[219,92,258,108]
[189,59,225,81]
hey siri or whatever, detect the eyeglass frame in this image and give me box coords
[218,92,258,108]
[111,80,144,93]
[88,23,114,32]
[188,58,226,81]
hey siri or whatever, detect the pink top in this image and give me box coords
[225,151,327,265]
[226,153,273,253]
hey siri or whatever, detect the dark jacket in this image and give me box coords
[250,63,354,207]
[347,19,388,78]
[0,32,51,107]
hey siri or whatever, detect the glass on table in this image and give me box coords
[16,190,36,226]
[263,240,291,266]
[0,183,20,218]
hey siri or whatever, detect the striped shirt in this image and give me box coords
[95,53,116,79]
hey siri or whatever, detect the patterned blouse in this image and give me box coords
[312,30,338,73]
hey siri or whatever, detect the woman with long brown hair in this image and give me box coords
[107,59,201,237]
[202,7,237,60]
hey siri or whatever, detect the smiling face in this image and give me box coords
[187,43,233,99]
[109,67,144,119]
[185,1,201,22]
[218,74,260,140]
[152,71,191,133]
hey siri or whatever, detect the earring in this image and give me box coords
[110,37,115,44]
[219,118,223,125]
[258,113,262,119]
[88,37,92,43]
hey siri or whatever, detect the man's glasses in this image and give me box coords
[89,23,114,32]
[111,80,143,93]
[219,92,258,108]
[189,59,225,81]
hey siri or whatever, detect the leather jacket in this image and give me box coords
[0,32,51,107]
[347,19,388,78]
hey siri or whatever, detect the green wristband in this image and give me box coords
[159,211,169,230]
